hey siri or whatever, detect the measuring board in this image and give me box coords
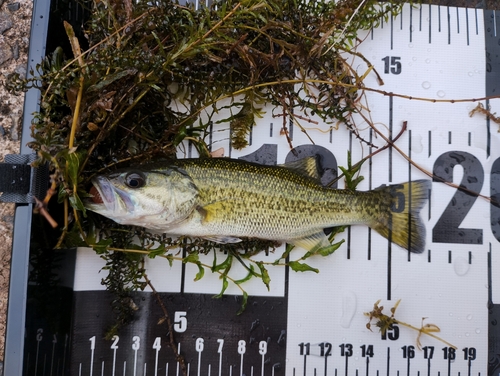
[20,3,500,376]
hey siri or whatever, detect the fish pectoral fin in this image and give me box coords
[198,200,242,223]
[202,235,242,244]
[291,232,339,255]
[197,201,243,244]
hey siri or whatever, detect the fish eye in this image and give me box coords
[124,172,146,188]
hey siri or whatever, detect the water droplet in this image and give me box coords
[465,332,470,337]
[408,43,414,48]
[468,71,474,77]
[422,81,431,89]
[425,58,431,64]
[340,291,357,328]
[412,56,417,61]
[454,257,470,276]
[475,328,481,334]
[467,314,473,321]
[437,90,446,98]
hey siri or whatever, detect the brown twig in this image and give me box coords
[362,113,492,202]
[34,196,58,228]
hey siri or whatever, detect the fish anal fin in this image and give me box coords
[291,232,340,255]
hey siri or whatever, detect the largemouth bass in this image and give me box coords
[85,157,431,254]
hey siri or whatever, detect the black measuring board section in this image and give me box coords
[69,292,287,375]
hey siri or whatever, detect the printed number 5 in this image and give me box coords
[174,311,187,333]
[382,56,402,75]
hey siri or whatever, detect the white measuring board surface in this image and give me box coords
[61,3,500,376]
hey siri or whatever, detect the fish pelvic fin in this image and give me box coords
[370,180,431,253]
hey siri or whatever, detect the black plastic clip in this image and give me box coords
[0,154,49,204]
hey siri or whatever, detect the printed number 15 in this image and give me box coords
[382,56,402,75]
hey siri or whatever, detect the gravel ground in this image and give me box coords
[0,0,33,362]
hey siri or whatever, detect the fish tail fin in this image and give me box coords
[369,180,431,253]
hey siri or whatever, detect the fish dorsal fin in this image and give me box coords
[291,231,340,255]
[281,157,321,181]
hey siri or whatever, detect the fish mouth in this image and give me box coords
[85,176,135,215]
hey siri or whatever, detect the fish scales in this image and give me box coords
[86,157,431,253]
[173,158,373,239]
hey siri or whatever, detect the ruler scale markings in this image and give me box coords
[180,246,186,293]
[89,336,95,376]
[344,352,348,376]
[475,8,479,35]
[410,6,413,43]
[428,4,432,43]
[400,6,404,31]
[448,6,452,44]
[324,354,328,376]
[365,355,369,376]
[386,347,390,376]
[35,335,40,376]
[408,130,412,261]
[50,336,55,376]
[388,96,393,182]
[494,10,497,37]
[419,5,423,33]
[390,12,394,50]
[466,8,470,45]
[368,129,373,260]
[302,353,306,376]
[196,338,202,376]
